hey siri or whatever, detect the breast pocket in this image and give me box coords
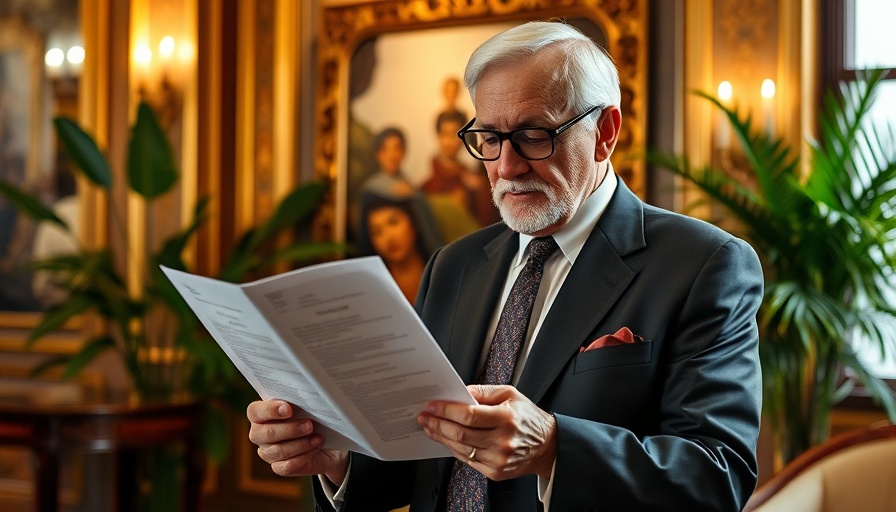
[572,339,655,373]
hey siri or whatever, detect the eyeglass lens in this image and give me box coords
[462,129,554,161]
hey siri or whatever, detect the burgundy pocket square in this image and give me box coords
[580,327,644,352]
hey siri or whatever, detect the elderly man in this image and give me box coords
[247,21,763,511]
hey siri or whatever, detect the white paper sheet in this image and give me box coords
[161,257,475,461]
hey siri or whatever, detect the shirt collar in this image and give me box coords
[516,168,618,266]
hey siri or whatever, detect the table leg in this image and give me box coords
[33,447,59,512]
[117,448,139,511]
[183,440,205,511]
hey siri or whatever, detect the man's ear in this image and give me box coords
[594,106,622,162]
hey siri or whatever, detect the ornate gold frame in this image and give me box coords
[235,0,306,500]
[314,0,648,243]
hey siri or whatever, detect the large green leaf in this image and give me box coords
[28,354,72,378]
[155,196,210,270]
[53,117,112,189]
[128,101,178,199]
[60,336,118,380]
[262,241,346,270]
[219,180,331,281]
[26,293,94,345]
[243,181,328,254]
[0,181,67,228]
[30,336,118,380]
[219,240,345,282]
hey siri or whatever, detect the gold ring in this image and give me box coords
[467,447,477,462]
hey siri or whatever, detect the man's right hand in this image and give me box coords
[247,400,350,485]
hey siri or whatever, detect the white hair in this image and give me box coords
[464,21,621,128]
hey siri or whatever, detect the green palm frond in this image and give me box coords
[696,92,802,217]
[647,70,896,462]
[809,70,889,212]
[644,150,777,246]
[839,346,896,420]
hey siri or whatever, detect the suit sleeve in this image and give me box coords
[311,454,416,511]
[549,238,764,511]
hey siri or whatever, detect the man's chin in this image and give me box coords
[499,210,557,235]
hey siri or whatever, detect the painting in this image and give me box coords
[0,16,46,316]
[344,25,510,302]
[0,8,93,352]
[314,0,648,288]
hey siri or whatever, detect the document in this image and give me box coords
[160,257,475,461]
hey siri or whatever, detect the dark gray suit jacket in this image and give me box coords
[314,180,763,511]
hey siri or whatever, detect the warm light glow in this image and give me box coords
[761,79,776,137]
[66,46,85,65]
[45,48,65,68]
[717,81,733,102]
[761,79,776,99]
[176,40,196,63]
[134,43,153,66]
[158,36,176,60]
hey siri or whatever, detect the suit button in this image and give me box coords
[432,486,439,501]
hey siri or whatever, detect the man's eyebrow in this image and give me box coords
[476,117,553,130]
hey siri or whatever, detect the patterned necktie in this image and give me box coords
[444,236,559,512]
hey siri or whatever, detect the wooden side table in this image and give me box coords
[0,400,205,512]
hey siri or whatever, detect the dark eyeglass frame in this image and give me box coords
[456,105,602,161]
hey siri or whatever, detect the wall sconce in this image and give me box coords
[715,78,778,150]
[45,45,84,101]
[132,35,192,130]
[44,45,85,78]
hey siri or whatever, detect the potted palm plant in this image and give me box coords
[0,100,342,509]
[647,70,896,465]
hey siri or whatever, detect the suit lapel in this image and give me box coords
[446,228,517,384]
[516,182,646,403]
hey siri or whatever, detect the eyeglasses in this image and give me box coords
[457,105,601,161]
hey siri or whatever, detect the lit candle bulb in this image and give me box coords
[134,43,152,67]
[158,36,175,82]
[717,81,733,150]
[158,36,176,60]
[45,48,65,78]
[67,46,85,76]
[761,78,776,138]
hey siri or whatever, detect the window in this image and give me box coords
[822,0,896,380]
[850,1,896,135]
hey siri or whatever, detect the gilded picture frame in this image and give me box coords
[314,0,648,247]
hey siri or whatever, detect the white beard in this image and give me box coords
[492,179,570,234]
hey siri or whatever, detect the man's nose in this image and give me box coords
[495,140,528,180]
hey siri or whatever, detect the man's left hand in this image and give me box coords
[417,385,556,481]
